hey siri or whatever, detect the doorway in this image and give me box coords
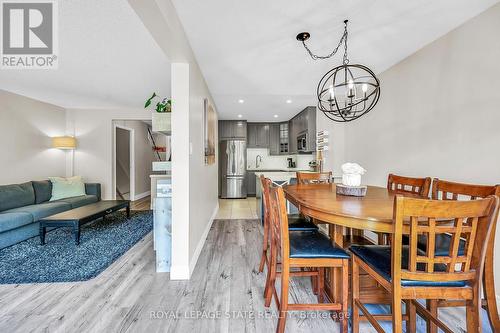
[114,125,135,200]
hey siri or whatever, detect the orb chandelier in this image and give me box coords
[297,20,381,122]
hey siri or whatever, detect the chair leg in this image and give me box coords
[406,300,416,333]
[311,269,318,295]
[340,260,349,333]
[392,286,403,333]
[264,241,277,307]
[466,286,481,333]
[258,216,269,273]
[426,299,437,333]
[351,258,360,333]
[277,267,289,333]
[317,268,325,303]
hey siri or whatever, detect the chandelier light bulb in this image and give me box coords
[329,85,335,100]
[348,80,354,89]
[362,83,368,92]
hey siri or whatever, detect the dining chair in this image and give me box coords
[266,186,350,333]
[350,195,499,333]
[421,179,500,332]
[378,174,432,245]
[258,175,318,273]
[296,171,332,184]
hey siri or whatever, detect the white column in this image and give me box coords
[170,63,190,280]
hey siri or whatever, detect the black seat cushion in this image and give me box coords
[403,234,466,257]
[349,245,467,287]
[287,214,318,231]
[419,234,466,257]
[289,231,350,259]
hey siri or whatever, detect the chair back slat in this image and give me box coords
[268,186,290,259]
[296,172,332,185]
[387,173,431,198]
[393,195,499,284]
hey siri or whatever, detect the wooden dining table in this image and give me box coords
[283,182,500,331]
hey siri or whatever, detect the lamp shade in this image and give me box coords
[52,136,76,150]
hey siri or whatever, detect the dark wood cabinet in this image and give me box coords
[247,123,270,148]
[219,120,247,140]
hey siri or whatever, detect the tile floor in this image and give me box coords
[216,197,259,219]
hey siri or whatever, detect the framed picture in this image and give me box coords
[203,98,217,165]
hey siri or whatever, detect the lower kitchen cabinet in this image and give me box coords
[246,171,256,196]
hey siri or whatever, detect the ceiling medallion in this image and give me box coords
[297,20,381,122]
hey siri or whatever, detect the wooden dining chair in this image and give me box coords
[422,179,500,332]
[258,175,318,273]
[350,195,499,333]
[378,174,432,245]
[387,173,432,197]
[265,186,350,333]
[296,171,332,184]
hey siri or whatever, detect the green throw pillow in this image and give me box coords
[49,176,86,201]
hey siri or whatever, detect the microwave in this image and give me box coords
[297,132,308,152]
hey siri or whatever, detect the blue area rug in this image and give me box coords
[0,210,152,284]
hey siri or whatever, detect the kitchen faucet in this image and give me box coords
[256,155,263,169]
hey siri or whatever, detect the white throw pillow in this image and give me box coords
[49,176,86,201]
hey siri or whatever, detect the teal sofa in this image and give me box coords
[0,180,101,249]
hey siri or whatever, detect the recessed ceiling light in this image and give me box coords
[274,114,278,118]
[238,99,244,104]
[237,114,243,118]
[286,99,292,104]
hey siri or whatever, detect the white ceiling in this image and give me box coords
[0,0,170,109]
[172,0,498,121]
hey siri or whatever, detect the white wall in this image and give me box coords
[343,4,500,296]
[66,108,151,199]
[316,111,346,175]
[0,90,67,184]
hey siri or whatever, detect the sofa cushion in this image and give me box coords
[0,182,35,212]
[0,212,34,233]
[57,195,98,209]
[5,201,72,221]
[49,176,86,201]
[32,180,52,204]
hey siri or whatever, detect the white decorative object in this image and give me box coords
[152,112,171,132]
[341,163,366,187]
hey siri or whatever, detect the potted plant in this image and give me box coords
[145,92,172,132]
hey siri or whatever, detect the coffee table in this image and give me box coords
[39,200,131,245]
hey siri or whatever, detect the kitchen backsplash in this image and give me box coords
[247,148,314,170]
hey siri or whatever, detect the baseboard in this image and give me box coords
[188,202,219,277]
[133,191,151,201]
[169,265,190,280]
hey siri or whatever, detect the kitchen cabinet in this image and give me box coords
[247,123,270,148]
[306,107,317,152]
[269,123,280,155]
[288,119,297,154]
[246,171,256,196]
[218,120,247,140]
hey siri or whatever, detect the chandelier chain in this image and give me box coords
[301,21,349,62]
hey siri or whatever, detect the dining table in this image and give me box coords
[283,182,499,331]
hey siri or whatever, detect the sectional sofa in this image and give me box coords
[0,180,101,249]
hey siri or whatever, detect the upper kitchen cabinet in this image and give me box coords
[269,123,280,155]
[219,120,247,140]
[289,107,316,153]
[269,122,289,155]
[305,107,316,152]
[247,123,270,148]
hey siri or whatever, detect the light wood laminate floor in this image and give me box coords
[0,219,490,333]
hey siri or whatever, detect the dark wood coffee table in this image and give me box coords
[39,200,130,245]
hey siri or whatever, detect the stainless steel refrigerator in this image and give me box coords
[220,140,247,198]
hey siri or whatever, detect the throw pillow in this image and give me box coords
[49,176,86,201]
